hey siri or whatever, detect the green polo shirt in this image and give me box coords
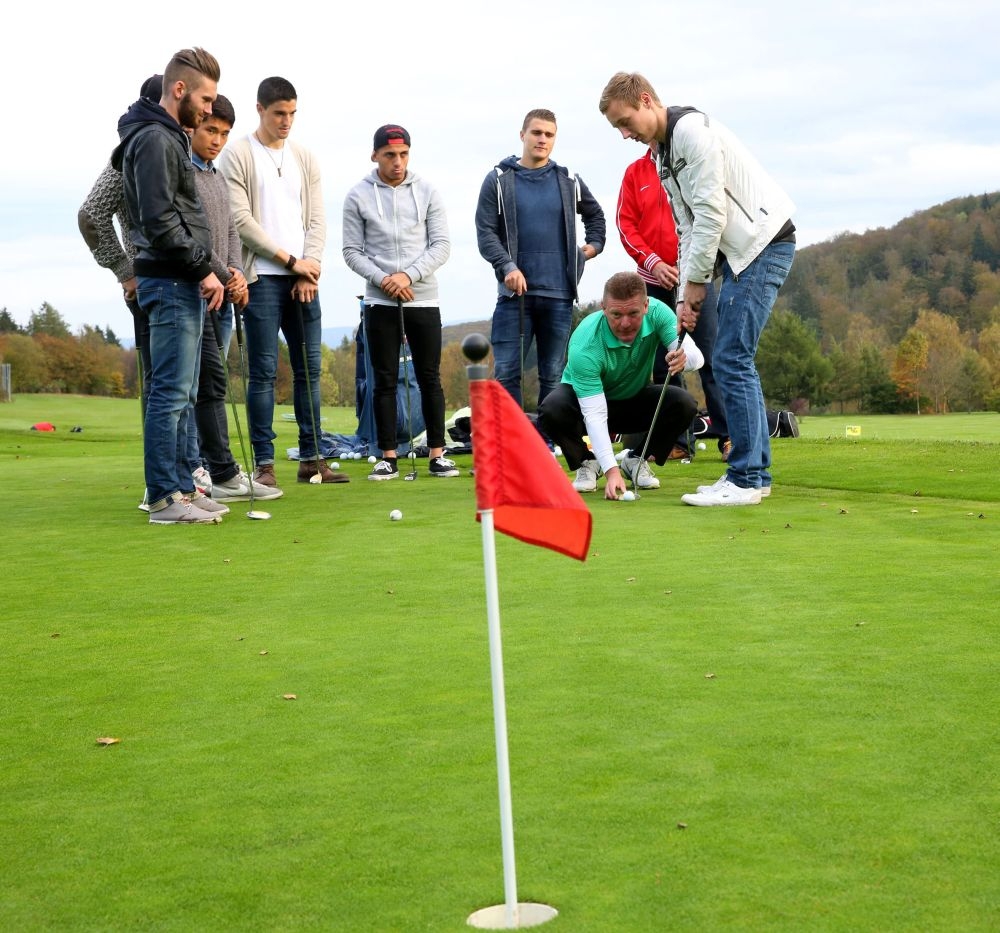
[561,297,679,400]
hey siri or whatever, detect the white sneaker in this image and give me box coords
[188,493,229,516]
[192,466,212,495]
[760,486,771,498]
[696,474,729,494]
[620,450,660,489]
[572,459,601,493]
[681,479,762,507]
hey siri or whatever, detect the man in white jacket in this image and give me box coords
[600,72,796,506]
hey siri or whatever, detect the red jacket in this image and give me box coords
[616,149,679,286]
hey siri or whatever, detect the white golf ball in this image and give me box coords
[389,509,403,521]
[331,461,339,469]
[621,491,636,501]
[368,455,377,464]
[696,441,707,451]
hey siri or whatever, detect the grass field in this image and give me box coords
[2,396,998,932]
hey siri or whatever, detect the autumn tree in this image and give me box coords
[892,329,928,413]
[911,309,967,412]
[27,302,71,338]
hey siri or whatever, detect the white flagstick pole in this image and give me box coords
[464,334,557,930]
[480,508,519,927]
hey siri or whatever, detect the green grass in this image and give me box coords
[1,397,998,931]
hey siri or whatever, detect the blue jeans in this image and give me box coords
[136,277,205,507]
[491,295,572,409]
[714,240,795,489]
[243,276,323,464]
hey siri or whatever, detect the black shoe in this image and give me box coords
[429,456,459,477]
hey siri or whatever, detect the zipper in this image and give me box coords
[725,187,754,222]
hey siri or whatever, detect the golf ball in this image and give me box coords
[368,455,377,463]
[389,509,403,521]
[696,441,707,451]
[621,491,636,501]
[331,461,339,469]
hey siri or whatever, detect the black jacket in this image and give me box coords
[111,99,212,281]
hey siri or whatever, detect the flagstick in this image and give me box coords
[464,333,558,931]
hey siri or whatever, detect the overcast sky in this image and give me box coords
[1,0,997,341]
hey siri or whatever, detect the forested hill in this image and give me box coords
[779,191,1000,347]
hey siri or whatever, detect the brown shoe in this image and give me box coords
[720,439,733,462]
[297,459,350,484]
[254,463,281,489]
[666,445,688,460]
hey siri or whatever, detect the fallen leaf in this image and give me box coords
[626,576,636,583]
[51,633,60,638]
[259,650,268,656]
[283,694,297,700]
[96,737,120,746]
[663,589,672,596]
[677,822,688,830]
[705,673,716,679]
[910,509,919,514]
[839,508,848,514]
[223,558,231,564]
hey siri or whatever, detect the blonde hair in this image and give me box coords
[598,72,661,114]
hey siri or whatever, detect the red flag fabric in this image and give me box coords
[470,379,592,561]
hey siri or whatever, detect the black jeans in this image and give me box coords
[364,304,446,451]
[538,383,697,470]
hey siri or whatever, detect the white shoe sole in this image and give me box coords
[681,490,762,507]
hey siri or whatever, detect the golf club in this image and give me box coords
[631,325,687,498]
[398,297,417,481]
[518,292,526,411]
[295,300,325,485]
[232,309,271,520]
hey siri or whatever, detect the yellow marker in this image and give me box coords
[846,425,861,437]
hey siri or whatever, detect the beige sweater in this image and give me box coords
[219,136,326,284]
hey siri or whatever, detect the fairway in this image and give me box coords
[2,397,998,932]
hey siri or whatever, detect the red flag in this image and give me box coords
[470,379,592,561]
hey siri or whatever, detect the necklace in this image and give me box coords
[254,132,285,177]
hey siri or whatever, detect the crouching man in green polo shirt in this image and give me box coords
[538,271,701,500]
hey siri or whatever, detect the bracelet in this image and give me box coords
[284,255,297,271]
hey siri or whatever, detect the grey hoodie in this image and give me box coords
[342,169,450,306]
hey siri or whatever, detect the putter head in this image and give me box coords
[247,509,271,520]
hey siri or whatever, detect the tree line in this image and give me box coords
[4,191,1000,414]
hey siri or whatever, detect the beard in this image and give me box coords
[178,92,203,131]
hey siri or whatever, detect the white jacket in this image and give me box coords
[657,111,795,300]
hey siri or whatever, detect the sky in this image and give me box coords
[1,0,998,343]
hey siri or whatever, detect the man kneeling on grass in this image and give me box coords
[538,271,700,500]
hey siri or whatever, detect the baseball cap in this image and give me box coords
[373,124,410,150]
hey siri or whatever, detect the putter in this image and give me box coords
[295,300,325,484]
[631,326,687,498]
[232,310,270,520]
[518,292,526,411]
[398,298,417,481]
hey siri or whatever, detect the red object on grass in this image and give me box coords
[31,422,56,432]
[470,379,592,561]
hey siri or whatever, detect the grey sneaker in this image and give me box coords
[212,474,283,502]
[572,459,601,493]
[188,493,229,516]
[620,450,660,489]
[149,498,222,524]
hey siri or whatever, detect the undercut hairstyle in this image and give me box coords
[598,72,661,114]
[522,108,557,131]
[164,47,221,89]
[210,94,236,128]
[603,271,647,304]
[257,76,297,108]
